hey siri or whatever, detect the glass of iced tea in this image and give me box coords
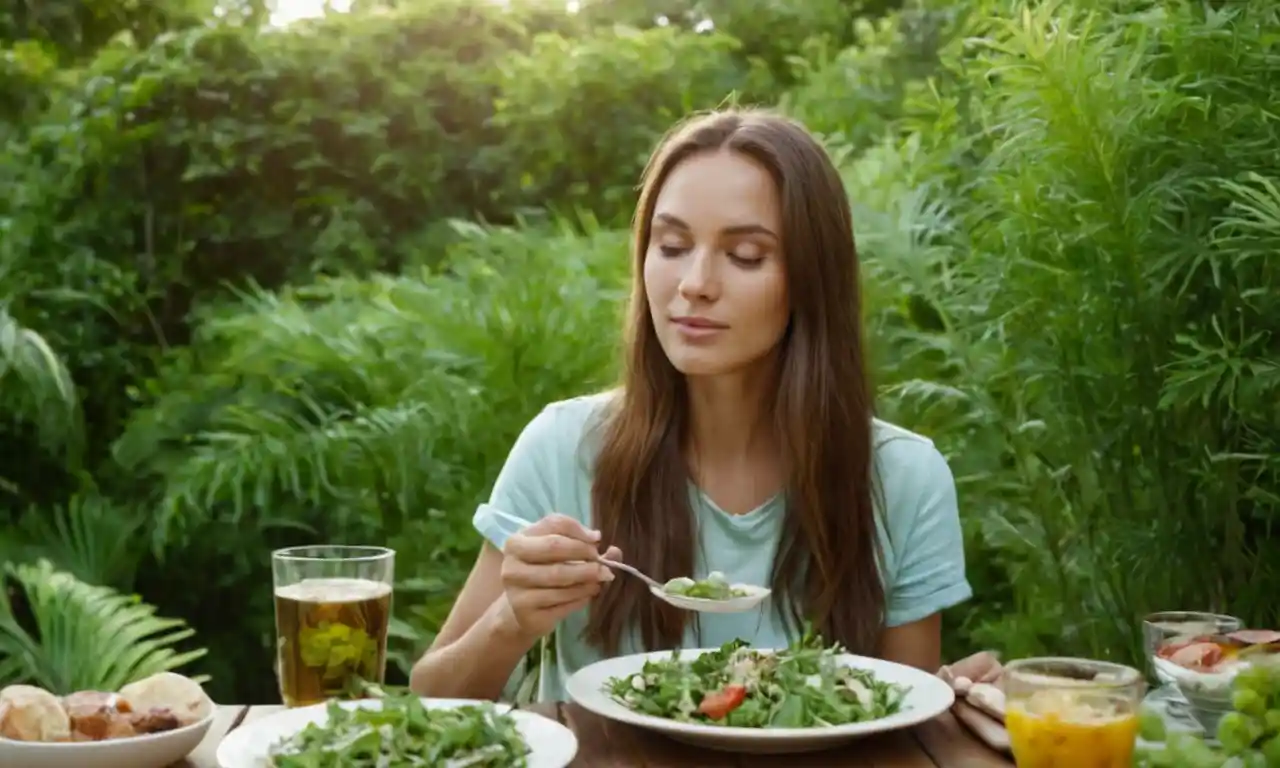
[271,545,395,708]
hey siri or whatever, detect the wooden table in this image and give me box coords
[182,703,1013,767]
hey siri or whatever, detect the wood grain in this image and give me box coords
[915,712,1014,768]
[734,730,935,768]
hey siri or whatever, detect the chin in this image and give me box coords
[663,348,739,377]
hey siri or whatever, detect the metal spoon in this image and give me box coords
[479,504,771,614]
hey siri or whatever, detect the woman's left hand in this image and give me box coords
[938,651,1003,693]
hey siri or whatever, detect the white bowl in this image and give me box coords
[216,697,577,768]
[566,648,955,754]
[0,712,214,768]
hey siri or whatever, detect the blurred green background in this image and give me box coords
[0,0,1276,705]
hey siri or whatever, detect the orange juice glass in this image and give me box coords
[1003,657,1145,768]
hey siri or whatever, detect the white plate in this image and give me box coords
[651,584,772,614]
[216,697,577,768]
[566,648,955,754]
[0,712,214,768]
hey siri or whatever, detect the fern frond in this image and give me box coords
[0,560,207,694]
[0,307,83,466]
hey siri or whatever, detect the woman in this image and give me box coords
[411,108,993,703]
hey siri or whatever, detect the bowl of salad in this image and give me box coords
[564,631,955,754]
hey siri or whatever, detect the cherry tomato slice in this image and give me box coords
[698,684,747,720]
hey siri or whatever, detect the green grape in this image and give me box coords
[1236,666,1275,697]
[1264,709,1280,735]
[1235,690,1267,719]
[1142,706,1171,742]
[1236,748,1268,768]
[1219,712,1265,755]
[1259,734,1280,766]
[1168,732,1228,768]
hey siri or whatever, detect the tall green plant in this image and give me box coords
[111,219,628,702]
[0,560,206,694]
[848,0,1280,664]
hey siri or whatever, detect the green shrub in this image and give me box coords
[109,219,628,701]
[488,24,770,223]
[849,0,1280,663]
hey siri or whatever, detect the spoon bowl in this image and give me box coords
[647,583,772,614]
[600,558,771,614]
[479,504,772,615]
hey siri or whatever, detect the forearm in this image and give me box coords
[409,596,539,701]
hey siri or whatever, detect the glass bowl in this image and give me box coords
[1142,611,1242,684]
[1003,657,1145,768]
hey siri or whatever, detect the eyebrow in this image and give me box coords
[653,212,778,240]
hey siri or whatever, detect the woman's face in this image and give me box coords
[643,150,790,378]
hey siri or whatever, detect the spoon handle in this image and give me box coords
[599,557,663,590]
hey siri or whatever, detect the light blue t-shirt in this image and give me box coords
[472,392,972,702]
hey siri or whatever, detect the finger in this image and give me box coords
[546,594,598,622]
[948,650,999,682]
[507,560,607,589]
[529,581,602,609]
[525,513,602,544]
[506,533,602,564]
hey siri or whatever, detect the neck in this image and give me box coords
[683,367,777,468]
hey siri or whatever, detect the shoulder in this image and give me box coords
[871,418,957,525]
[517,390,617,454]
[872,418,952,483]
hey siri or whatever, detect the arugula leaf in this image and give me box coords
[605,631,910,729]
[267,691,529,767]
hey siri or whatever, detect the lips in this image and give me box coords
[672,317,727,330]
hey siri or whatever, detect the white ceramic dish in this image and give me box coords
[0,711,214,768]
[649,583,772,614]
[566,648,955,754]
[216,697,577,768]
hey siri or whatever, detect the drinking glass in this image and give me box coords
[1004,657,1145,768]
[1141,611,1242,684]
[271,545,395,708]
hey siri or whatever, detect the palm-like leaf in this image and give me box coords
[0,495,146,591]
[0,560,206,694]
[0,306,83,470]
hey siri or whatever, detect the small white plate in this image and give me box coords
[566,648,955,754]
[216,697,577,768]
[651,583,772,614]
[0,712,214,768]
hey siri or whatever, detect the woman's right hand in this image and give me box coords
[499,513,619,640]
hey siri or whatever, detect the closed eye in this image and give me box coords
[728,252,764,268]
[658,245,687,258]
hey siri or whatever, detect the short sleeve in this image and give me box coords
[881,440,973,627]
[471,405,563,552]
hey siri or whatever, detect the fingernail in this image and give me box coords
[600,568,615,582]
[587,528,602,541]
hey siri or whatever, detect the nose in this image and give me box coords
[677,247,719,302]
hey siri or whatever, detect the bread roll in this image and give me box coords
[118,673,213,727]
[0,685,72,742]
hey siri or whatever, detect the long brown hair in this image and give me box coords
[584,108,882,657]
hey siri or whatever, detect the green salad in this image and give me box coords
[661,571,750,600]
[604,631,909,728]
[267,692,529,767]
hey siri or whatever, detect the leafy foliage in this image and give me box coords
[849,0,1280,661]
[0,560,206,694]
[0,0,1276,706]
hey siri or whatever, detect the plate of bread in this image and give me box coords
[0,671,216,768]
